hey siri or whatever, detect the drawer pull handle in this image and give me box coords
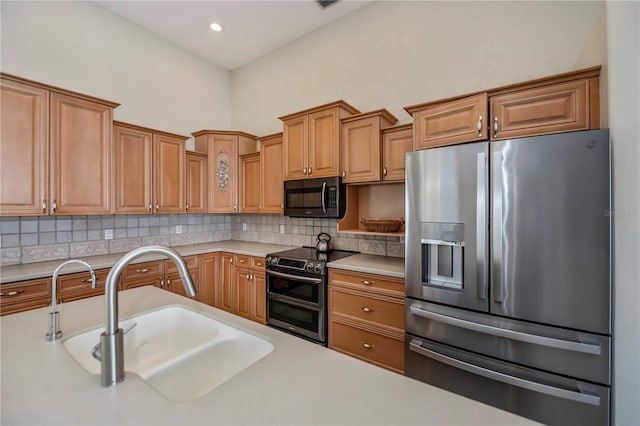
[81,277,100,283]
[239,259,245,263]
[256,262,262,266]
[135,268,150,273]
[361,307,375,313]
[361,280,375,286]
[0,289,25,297]
[362,343,375,349]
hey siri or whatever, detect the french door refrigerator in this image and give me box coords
[404,129,611,426]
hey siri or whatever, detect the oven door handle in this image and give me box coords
[267,270,323,284]
[409,339,601,406]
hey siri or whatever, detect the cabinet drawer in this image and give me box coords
[329,316,404,373]
[329,286,404,330]
[120,276,163,291]
[329,269,404,296]
[58,268,109,293]
[251,256,265,270]
[1,297,50,315]
[166,255,198,273]
[0,278,51,306]
[121,261,163,280]
[490,79,590,140]
[234,254,251,267]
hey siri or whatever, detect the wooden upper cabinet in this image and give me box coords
[382,124,413,182]
[114,121,187,214]
[282,116,307,180]
[280,100,359,180]
[153,133,185,213]
[113,124,153,213]
[490,78,593,140]
[407,93,488,150]
[341,110,397,184]
[239,152,261,213]
[260,132,284,213]
[0,77,49,216]
[185,152,207,214]
[193,131,257,213]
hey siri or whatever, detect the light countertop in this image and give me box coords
[327,253,405,279]
[0,287,537,425]
[0,241,296,284]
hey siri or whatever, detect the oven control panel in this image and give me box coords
[266,256,326,276]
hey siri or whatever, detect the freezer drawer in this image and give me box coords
[405,336,610,426]
[406,299,611,385]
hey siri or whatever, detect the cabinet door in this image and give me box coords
[166,270,198,298]
[185,152,207,213]
[198,253,218,306]
[50,92,113,215]
[490,79,590,141]
[252,270,266,324]
[382,126,412,182]
[239,153,260,213]
[114,124,153,213]
[234,266,252,320]
[0,78,49,216]
[413,93,487,150]
[308,108,340,178]
[283,116,308,180]
[260,136,284,213]
[341,116,381,183]
[218,252,234,312]
[209,135,238,213]
[0,277,51,316]
[153,134,185,213]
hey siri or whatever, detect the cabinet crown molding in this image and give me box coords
[257,132,283,142]
[382,123,413,133]
[113,120,189,140]
[0,72,120,109]
[403,65,602,114]
[191,129,257,139]
[278,100,360,121]
[341,109,398,125]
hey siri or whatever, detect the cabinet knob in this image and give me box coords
[361,307,375,313]
[160,279,165,289]
[308,166,312,176]
[233,204,238,212]
[494,117,499,137]
[51,199,57,214]
[186,203,189,211]
[148,203,152,213]
[477,115,483,137]
[155,202,159,212]
[383,166,388,179]
[362,343,375,349]
[361,280,375,286]
[303,167,308,176]
[42,199,47,214]
[342,170,346,179]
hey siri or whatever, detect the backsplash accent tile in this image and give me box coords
[0,247,21,266]
[358,239,387,256]
[70,241,109,258]
[141,236,172,246]
[386,241,405,258]
[108,237,142,254]
[22,243,69,264]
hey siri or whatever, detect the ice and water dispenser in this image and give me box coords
[421,222,465,290]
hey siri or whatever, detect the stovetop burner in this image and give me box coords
[268,246,357,263]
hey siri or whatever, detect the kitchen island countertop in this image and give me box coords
[0,286,537,425]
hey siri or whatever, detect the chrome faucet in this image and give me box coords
[100,245,196,387]
[46,259,96,341]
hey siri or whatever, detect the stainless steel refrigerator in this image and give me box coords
[404,129,611,426]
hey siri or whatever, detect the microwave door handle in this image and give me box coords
[408,339,601,406]
[321,181,327,214]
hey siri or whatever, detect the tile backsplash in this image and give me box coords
[0,214,404,266]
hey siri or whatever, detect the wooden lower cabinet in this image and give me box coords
[57,268,108,304]
[217,252,266,324]
[198,252,218,306]
[0,277,51,315]
[328,269,405,373]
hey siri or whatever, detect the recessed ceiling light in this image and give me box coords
[210,22,224,32]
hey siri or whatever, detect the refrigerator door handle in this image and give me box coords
[408,338,601,406]
[476,152,487,300]
[492,151,504,302]
[409,305,601,355]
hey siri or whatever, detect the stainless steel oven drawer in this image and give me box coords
[405,336,610,426]
[406,299,611,385]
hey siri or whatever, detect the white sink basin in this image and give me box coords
[63,305,274,402]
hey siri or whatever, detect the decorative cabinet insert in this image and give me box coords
[405,66,601,149]
[340,109,398,184]
[113,121,187,214]
[280,100,359,180]
[216,252,266,324]
[0,73,118,216]
[185,152,207,214]
[193,130,257,213]
[328,269,405,373]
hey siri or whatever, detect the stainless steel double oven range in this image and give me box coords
[265,247,356,345]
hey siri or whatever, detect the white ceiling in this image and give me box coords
[95,0,372,70]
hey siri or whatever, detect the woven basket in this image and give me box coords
[360,218,404,233]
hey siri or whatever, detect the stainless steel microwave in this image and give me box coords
[284,177,346,218]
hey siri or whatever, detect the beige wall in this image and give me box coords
[231,1,605,135]
[0,1,231,142]
[606,2,640,425]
